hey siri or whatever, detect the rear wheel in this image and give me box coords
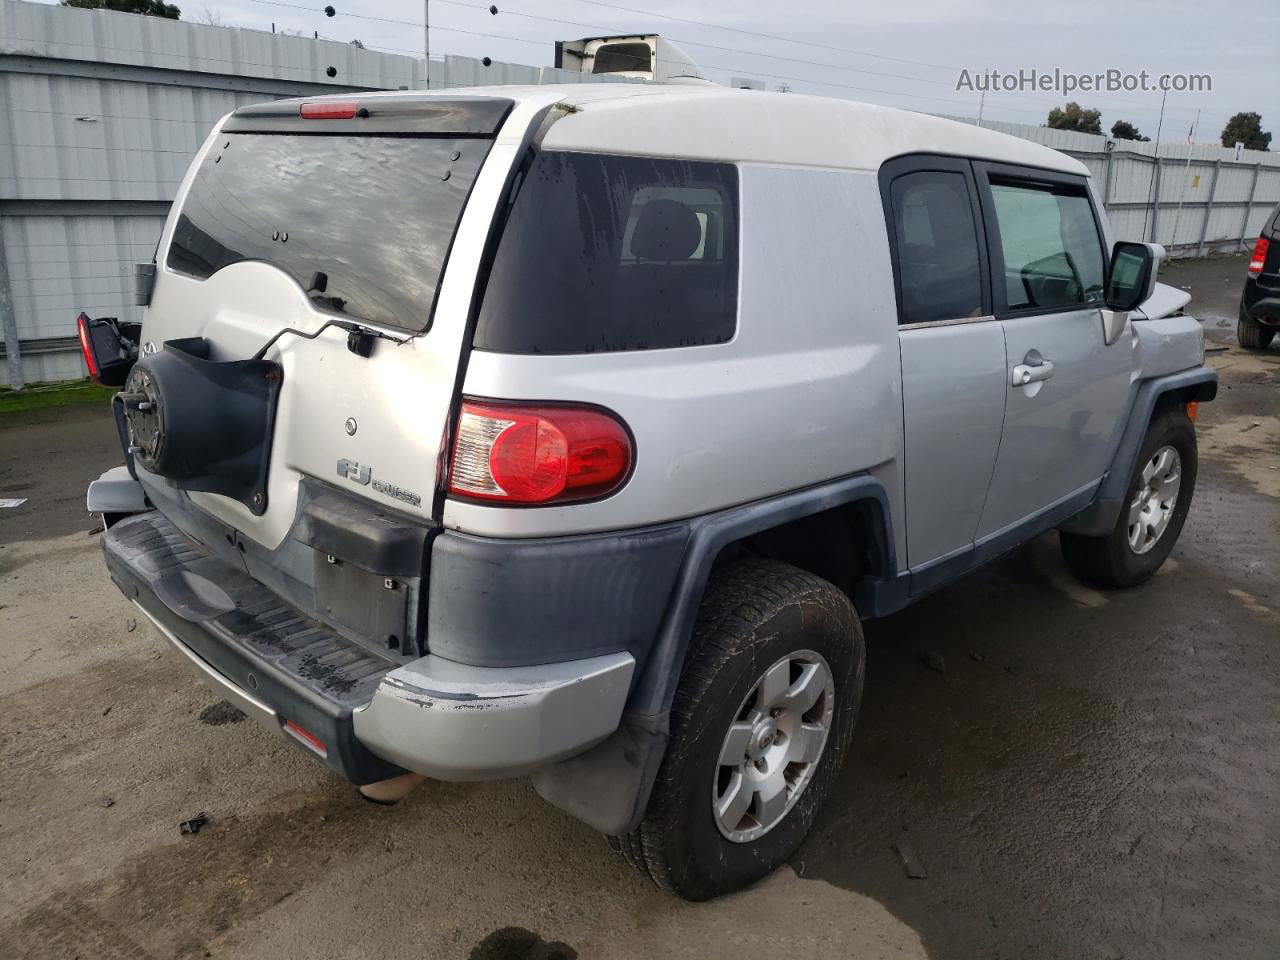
[1061,407,1197,587]
[1237,299,1276,350]
[610,558,864,901]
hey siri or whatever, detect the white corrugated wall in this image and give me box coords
[1,0,1278,387]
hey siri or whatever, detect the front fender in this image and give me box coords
[1059,366,1217,537]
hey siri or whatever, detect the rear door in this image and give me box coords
[974,163,1131,538]
[881,155,1006,574]
[145,96,519,546]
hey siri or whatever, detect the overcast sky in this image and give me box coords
[56,0,1280,142]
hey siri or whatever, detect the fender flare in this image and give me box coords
[1059,366,1218,537]
[532,473,898,836]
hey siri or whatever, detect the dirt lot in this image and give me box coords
[1,254,1276,959]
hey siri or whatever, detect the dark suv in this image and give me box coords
[1239,202,1280,350]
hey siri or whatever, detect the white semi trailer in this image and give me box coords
[554,34,704,83]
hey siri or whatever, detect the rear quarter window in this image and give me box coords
[474,151,739,354]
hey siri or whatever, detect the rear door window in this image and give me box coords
[887,170,986,325]
[987,180,1105,311]
[167,133,493,332]
[474,151,738,354]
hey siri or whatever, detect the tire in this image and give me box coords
[1060,407,1198,588]
[1237,299,1276,350]
[609,557,865,901]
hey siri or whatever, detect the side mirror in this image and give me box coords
[1105,241,1163,312]
[76,312,141,388]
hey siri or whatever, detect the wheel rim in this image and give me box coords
[712,649,835,844]
[1127,444,1182,555]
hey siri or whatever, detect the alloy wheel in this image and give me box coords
[712,649,835,843]
[1128,444,1181,555]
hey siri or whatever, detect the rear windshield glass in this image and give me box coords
[475,151,738,354]
[167,133,492,332]
[592,43,652,73]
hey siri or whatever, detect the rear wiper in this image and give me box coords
[252,318,409,360]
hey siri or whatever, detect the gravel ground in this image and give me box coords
[0,254,1276,959]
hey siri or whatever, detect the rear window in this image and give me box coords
[167,133,493,332]
[592,43,652,74]
[474,151,738,354]
[888,170,985,325]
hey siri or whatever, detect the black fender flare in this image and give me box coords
[532,473,898,835]
[1059,366,1218,537]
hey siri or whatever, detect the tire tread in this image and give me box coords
[1237,317,1275,350]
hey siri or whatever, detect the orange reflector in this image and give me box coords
[1185,401,1199,423]
[283,720,328,757]
[299,101,359,120]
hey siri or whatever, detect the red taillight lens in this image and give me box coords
[448,400,632,504]
[1248,235,1269,276]
[76,311,101,381]
[299,101,359,120]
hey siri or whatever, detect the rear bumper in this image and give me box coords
[353,653,634,781]
[1244,296,1280,324]
[1242,277,1280,324]
[103,511,635,783]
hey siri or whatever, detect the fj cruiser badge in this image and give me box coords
[336,458,370,484]
[336,459,422,507]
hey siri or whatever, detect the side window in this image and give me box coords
[988,180,1105,311]
[889,171,985,326]
[475,152,738,355]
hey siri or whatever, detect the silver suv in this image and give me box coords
[82,84,1217,900]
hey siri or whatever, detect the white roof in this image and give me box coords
[391,83,1089,177]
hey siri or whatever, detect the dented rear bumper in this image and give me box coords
[354,652,634,781]
[102,510,635,784]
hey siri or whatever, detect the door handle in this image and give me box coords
[1011,356,1054,386]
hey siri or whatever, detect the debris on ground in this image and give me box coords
[88,525,103,536]
[102,705,112,716]
[97,797,114,808]
[892,840,928,879]
[969,652,986,662]
[126,618,137,632]
[199,701,246,726]
[179,812,209,835]
[922,651,946,673]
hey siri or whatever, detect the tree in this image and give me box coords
[1220,112,1271,152]
[62,0,181,19]
[1110,120,1150,142]
[1047,101,1102,135]
[193,3,224,25]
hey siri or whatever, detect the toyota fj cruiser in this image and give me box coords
[82,84,1216,900]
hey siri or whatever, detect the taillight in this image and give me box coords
[76,311,101,382]
[299,101,360,120]
[448,400,632,504]
[1248,235,1269,276]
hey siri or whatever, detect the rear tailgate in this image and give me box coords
[138,94,521,549]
